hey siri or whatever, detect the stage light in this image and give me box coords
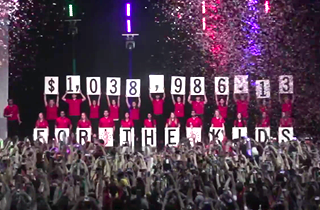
[126,3,131,17]
[68,4,74,17]
[202,17,206,30]
[265,1,270,13]
[202,1,206,14]
[127,20,132,33]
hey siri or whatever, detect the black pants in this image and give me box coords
[69,116,79,133]
[114,120,120,146]
[90,118,99,135]
[48,120,56,139]
[133,119,141,151]
[178,117,185,137]
[7,120,19,139]
[154,114,164,150]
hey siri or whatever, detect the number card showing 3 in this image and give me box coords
[279,75,293,94]
[256,80,270,98]
[106,77,121,96]
[86,77,101,95]
[190,77,205,95]
[171,76,186,95]
[126,79,141,97]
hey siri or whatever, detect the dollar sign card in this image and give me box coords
[45,77,59,95]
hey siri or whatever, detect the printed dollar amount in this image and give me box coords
[44,77,59,95]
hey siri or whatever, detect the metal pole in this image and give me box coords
[72,33,76,75]
[129,50,132,78]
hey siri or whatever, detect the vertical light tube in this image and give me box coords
[127,20,131,33]
[126,3,131,17]
[202,1,206,31]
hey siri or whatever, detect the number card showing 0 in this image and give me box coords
[126,79,141,97]
[106,77,121,96]
[44,76,59,95]
[279,75,293,94]
[256,80,270,98]
[66,75,81,94]
[215,77,229,95]
[171,76,186,95]
[86,77,101,95]
[190,77,205,95]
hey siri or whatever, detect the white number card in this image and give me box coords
[66,75,81,94]
[171,76,186,95]
[149,75,164,94]
[278,127,294,142]
[279,75,293,94]
[234,75,248,94]
[98,128,114,147]
[190,77,205,95]
[44,76,59,95]
[256,80,270,98]
[33,128,48,144]
[215,77,229,95]
[106,77,121,96]
[86,77,101,95]
[126,79,141,97]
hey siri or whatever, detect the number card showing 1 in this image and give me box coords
[279,75,293,94]
[149,75,164,93]
[190,77,205,95]
[86,77,101,95]
[171,76,186,95]
[106,77,121,96]
[66,75,81,94]
[126,79,141,97]
[215,77,229,95]
[44,76,59,95]
[256,80,270,98]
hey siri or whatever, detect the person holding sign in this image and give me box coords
[279,94,294,116]
[43,93,59,138]
[99,110,115,131]
[188,92,208,117]
[149,89,165,141]
[233,93,250,120]
[186,110,202,128]
[166,112,180,128]
[35,113,48,129]
[3,99,21,138]
[234,113,246,127]
[215,92,228,119]
[257,99,271,117]
[144,113,156,128]
[280,112,294,127]
[62,91,86,133]
[106,95,120,121]
[56,111,72,130]
[171,95,185,128]
[77,113,91,130]
[88,94,101,135]
[211,110,225,130]
[121,112,134,128]
[126,96,141,138]
[257,112,270,127]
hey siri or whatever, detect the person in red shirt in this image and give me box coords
[144,113,156,128]
[279,94,294,117]
[62,91,86,133]
[188,92,208,117]
[107,95,120,121]
[171,95,185,129]
[186,110,203,128]
[211,110,225,129]
[121,112,134,128]
[44,93,59,139]
[257,99,271,117]
[77,112,92,129]
[234,113,246,127]
[280,112,294,127]
[215,93,228,120]
[166,112,180,128]
[35,112,49,129]
[3,99,21,138]
[88,94,101,135]
[126,96,141,139]
[99,110,115,131]
[56,111,72,130]
[233,93,250,120]
[257,112,270,127]
[149,90,166,142]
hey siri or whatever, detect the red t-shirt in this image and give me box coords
[77,120,91,128]
[166,118,179,127]
[192,101,205,115]
[130,108,140,120]
[211,117,225,127]
[218,105,228,119]
[236,100,249,119]
[99,117,115,127]
[259,105,267,114]
[153,99,164,115]
[46,105,58,120]
[186,117,202,127]
[282,101,292,115]
[3,105,19,121]
[234,120,246,127]
[174,103,185,118]
[259,118,270,127]
[90,105,100,119]
[35,120,48,128]
[66,99,82,116]
[144,119,157,128]
[56,117,71,128]
[109,105,119,120]
[121,119,134,128]
[280,118,293,127]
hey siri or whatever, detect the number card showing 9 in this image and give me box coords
[171,76,186,95]
[106,77,121,96]
[190,77,205,95]
[126,79,141,97]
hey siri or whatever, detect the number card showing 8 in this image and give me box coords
[86,77,101,95]
[126,79,141,97]
[66,75,81,94]
[279,75,293,94]
[190,77,205,95]
[215,77,229,95]
[256,80,270,98]
[106,77,121,96]
[171,76,186,95]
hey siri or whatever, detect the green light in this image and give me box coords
[68,4,74,17]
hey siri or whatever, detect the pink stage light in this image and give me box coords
[202,17,206,30]
[126,3,131,17]
[202,1,206,14]
[265,1,270,13]
[127,20,132,33]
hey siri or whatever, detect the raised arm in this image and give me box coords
[226,94,229,106]
[246,92,250,102]
[106,95,111,106]
[171,95,176,105]
[204,94,208,104]
[233,92,237,103]
[187,92,192,104]
[215,92,219,106]
[278,94,282,104]
[43,93,48,107]
[97,94,101,106]
[62,91,67,102]
[117,96,120,106]
[292,93,295,103]
[87,95,92,106]
[149,92,153,101]
[125,96,131,108]
[56,94,59,107]
[80,91,86,102]
[162,88,166,100]
[182,95,186,105]
[137,96,141,108]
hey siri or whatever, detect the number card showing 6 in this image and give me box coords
[190,77,205,95]
[279,75,293,94]
[256,80,270,98]
[126,79,141,97]
[86,77,101,95]
[66,75,81,94]
[215,77,229,95]
[106,77,121,96]
[171,76,186,95]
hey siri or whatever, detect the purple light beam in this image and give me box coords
[127,20,132,33]
[126,3,131,17]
